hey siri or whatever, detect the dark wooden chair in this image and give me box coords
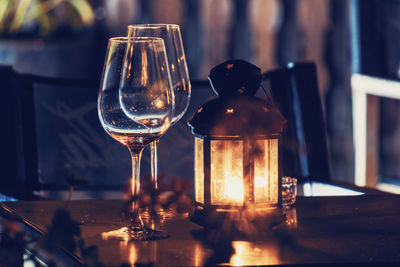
[1,65,99,199]
[265,62,331,182]
[1,65,214,200]
[1,65,33,199]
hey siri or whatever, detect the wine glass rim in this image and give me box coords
[109,36,165,43]
[127,24,180,29]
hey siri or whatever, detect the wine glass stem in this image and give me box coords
[150,140,159,189]
[128,147,145,228]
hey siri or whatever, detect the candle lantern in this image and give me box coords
[188,60,286,222]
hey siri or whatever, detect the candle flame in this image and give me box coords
[223,175,244,204]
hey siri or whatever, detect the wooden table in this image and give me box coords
[2,194,400,266]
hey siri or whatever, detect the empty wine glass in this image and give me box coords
[98,37,174,240]
[127,24,191,217]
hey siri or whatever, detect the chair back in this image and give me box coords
[1,66,39,198]
[1,65,214,199]
[265,62,331,182]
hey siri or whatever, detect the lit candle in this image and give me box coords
[223,175,244,204]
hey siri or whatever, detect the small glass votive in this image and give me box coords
[282,177,297,206]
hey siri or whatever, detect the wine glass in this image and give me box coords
[98,37,174,240]
[127,24,191,215]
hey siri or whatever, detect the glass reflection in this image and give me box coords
[194,242,206,266]
[118,240,158,266]
[128,242,138,264]
[283,207,298,229]
[229,241,281,266]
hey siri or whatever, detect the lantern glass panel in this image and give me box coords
[254,139,279,204]
[210,140,244,205]
[195,137,204,204]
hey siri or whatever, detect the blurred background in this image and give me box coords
[1,0,400,197]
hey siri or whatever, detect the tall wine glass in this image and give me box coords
[127,24,191,205]
[98,37,174,240]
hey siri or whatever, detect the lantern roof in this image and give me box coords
[188,60,286,137]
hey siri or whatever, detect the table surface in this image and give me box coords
[2,193,400,266]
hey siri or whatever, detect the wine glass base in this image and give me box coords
[101,225,169,241]
[140,208,189,220]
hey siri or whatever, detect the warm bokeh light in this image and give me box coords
[154,99,164,109]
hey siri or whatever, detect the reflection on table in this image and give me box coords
[32,181,366,201]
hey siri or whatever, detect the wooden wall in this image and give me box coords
[104,0,353,182]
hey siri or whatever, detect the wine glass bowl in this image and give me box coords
[127,24,191,124]
[98,36,173,240]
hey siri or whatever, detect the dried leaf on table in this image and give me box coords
[123,174,193,220]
